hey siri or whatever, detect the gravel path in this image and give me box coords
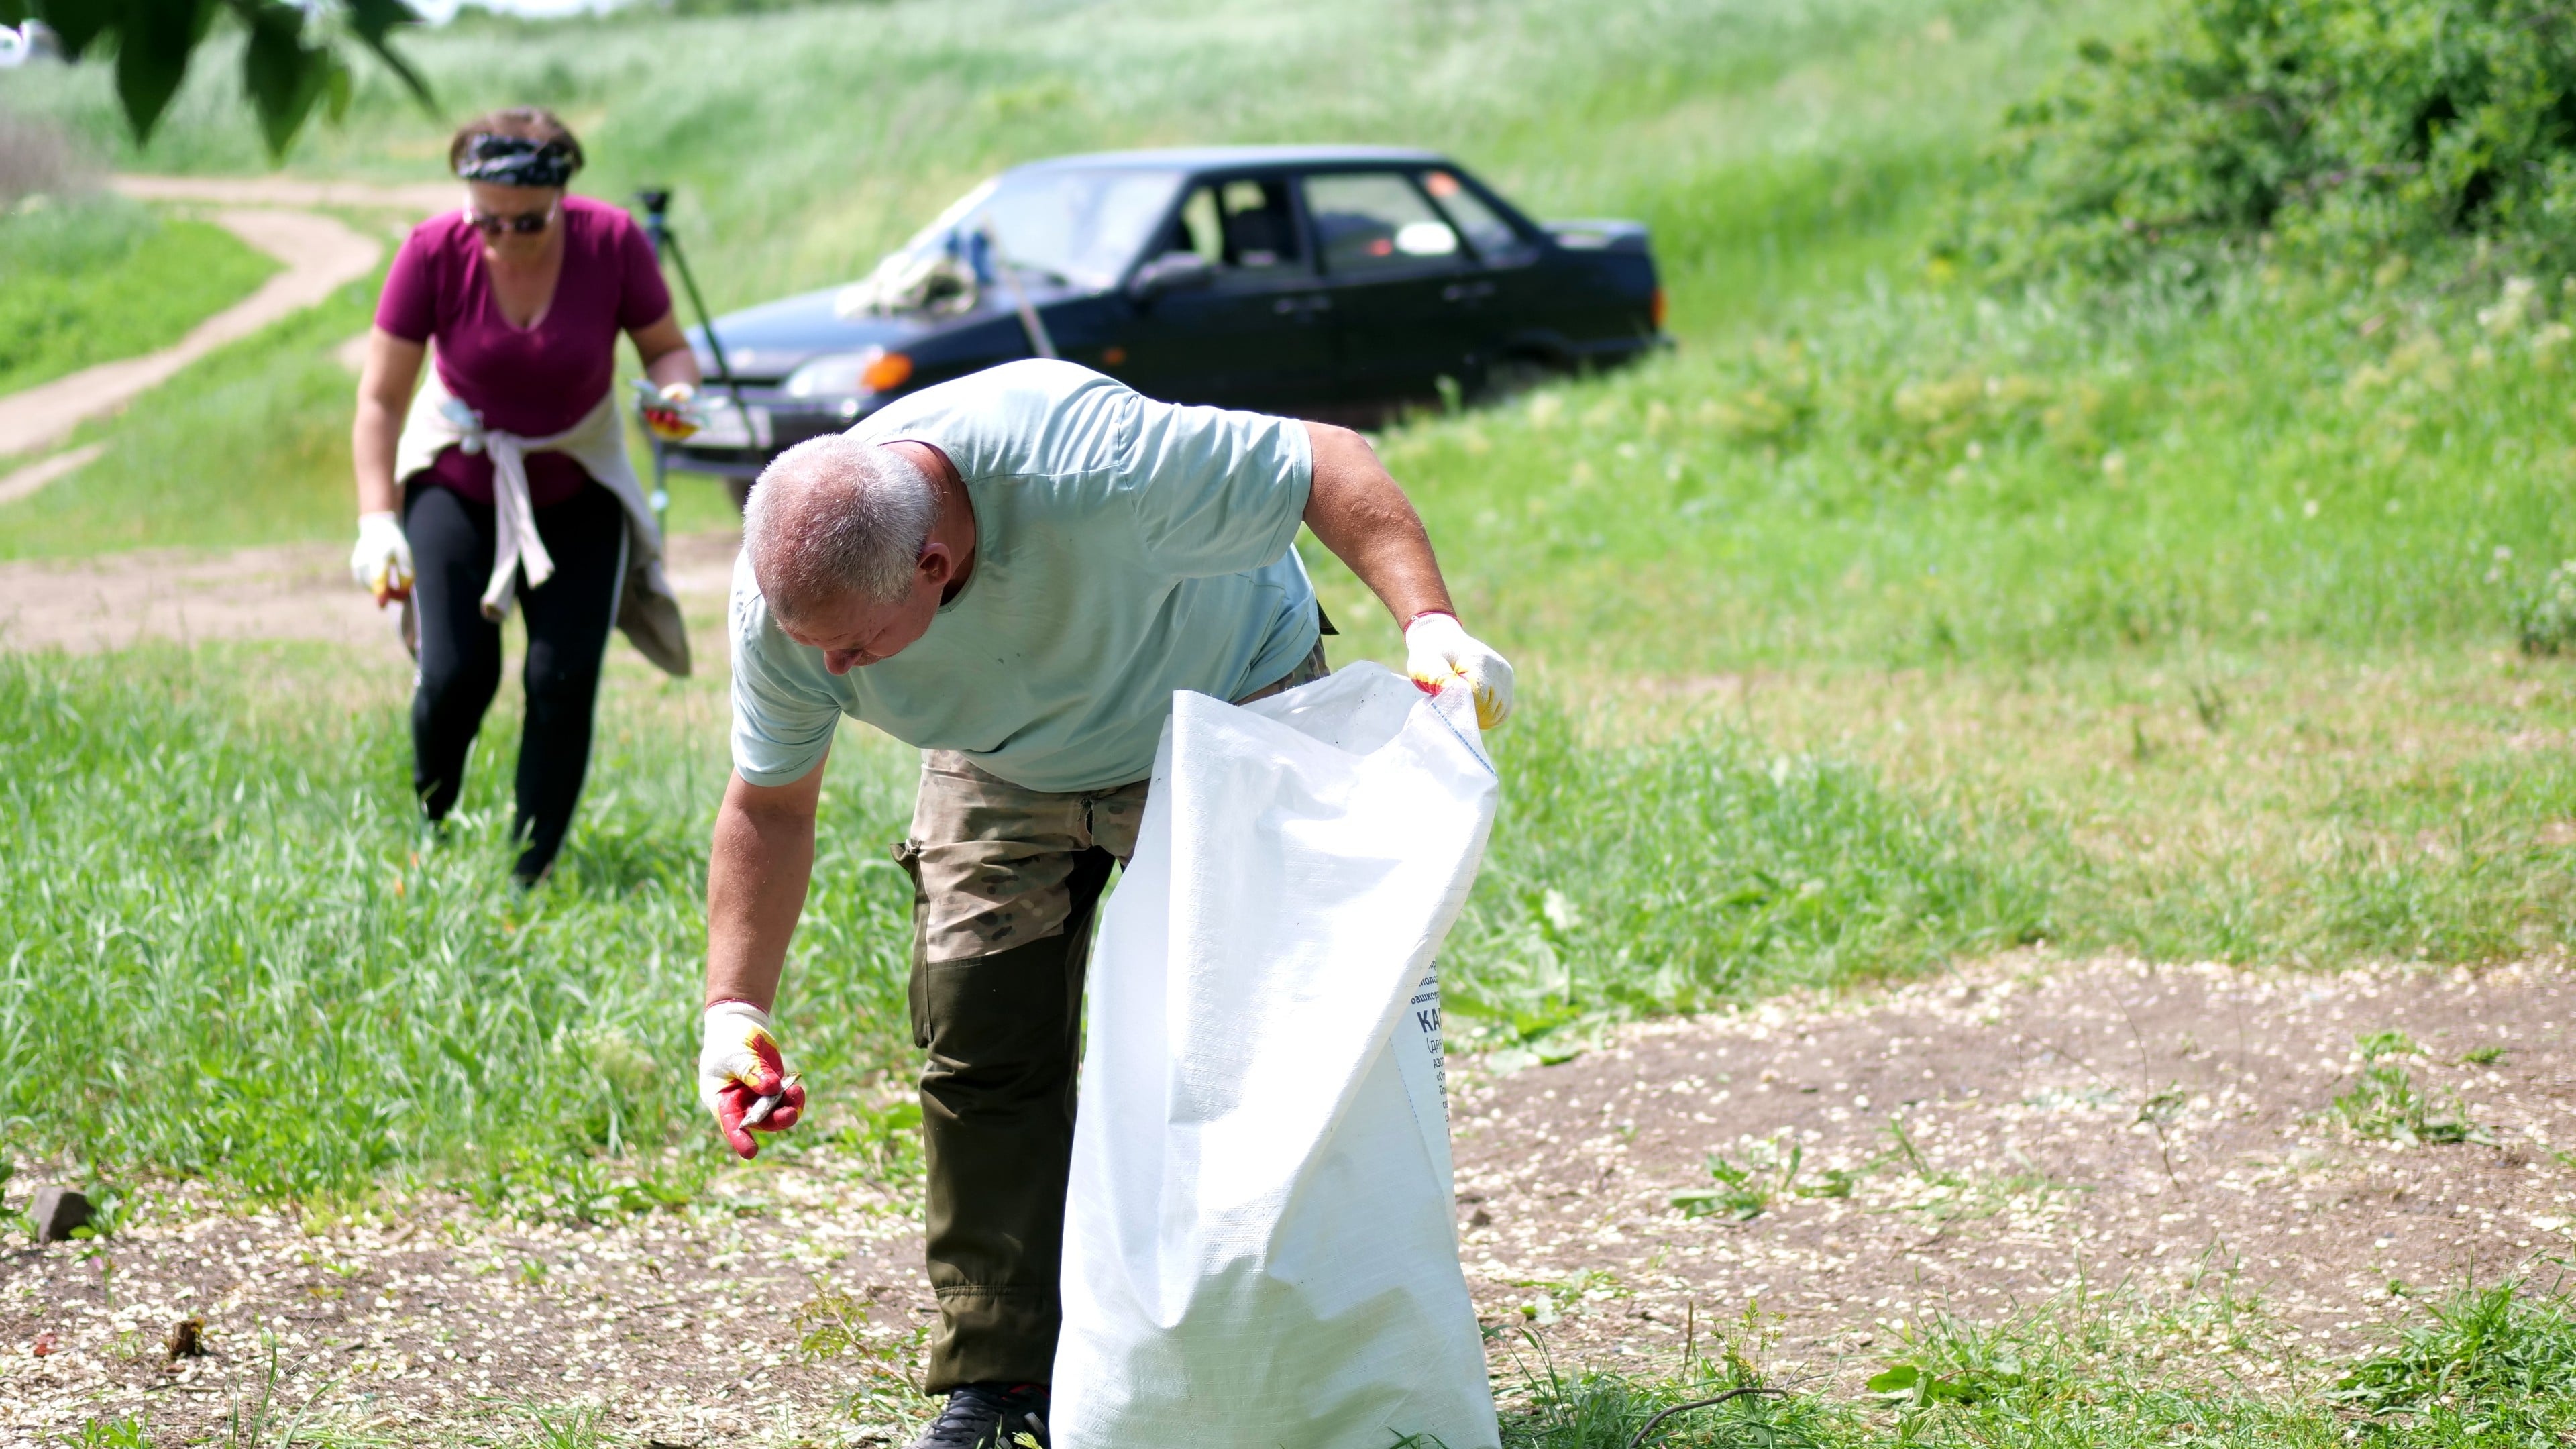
[9,956,2574,1444]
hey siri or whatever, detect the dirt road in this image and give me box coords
[0,209,387,467]
[7,956,2571,1444]
[0,173,457,503]
[0,531,745,656]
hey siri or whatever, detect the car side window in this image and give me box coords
[1422,170,1528,262]
[1303,172,1464,275]
[1164,178,1303,272]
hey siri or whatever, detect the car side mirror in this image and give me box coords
[1128,252,1216,301]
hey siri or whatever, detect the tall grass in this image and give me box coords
[1359,270,2576,677]
[0,647,916,1199]
[0,641,2044,1195]
[1451,699,2051,1034]
[32,637,2559,1194]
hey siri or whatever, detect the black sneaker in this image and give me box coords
[908,1383,1050,1449]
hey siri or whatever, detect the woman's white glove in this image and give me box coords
[698,1000,805,1159]
[349,511,413,606]
[1404,611,1515,730]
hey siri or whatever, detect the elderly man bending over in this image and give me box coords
[694,358,1511,1449]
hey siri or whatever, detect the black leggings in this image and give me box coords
[404,479,625,881]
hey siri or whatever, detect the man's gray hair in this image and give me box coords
[743,435,939,618]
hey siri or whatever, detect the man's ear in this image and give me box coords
[916,540,953,589]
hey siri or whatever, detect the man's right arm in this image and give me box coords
[704,756,828,1012]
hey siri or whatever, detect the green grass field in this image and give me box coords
[12,0,2576,1437]
[0,192,280,404]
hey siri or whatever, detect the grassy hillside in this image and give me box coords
[0,0,2042,555]
[0,193,279,400]
[11,0,2573,664]
[2,0,2049,317]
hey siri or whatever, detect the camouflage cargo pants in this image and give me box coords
[891,641,1330,1392]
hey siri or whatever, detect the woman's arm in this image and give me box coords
[353,329,427,515]
[629,309,702,392]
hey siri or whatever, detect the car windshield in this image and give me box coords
[890,168,1185,292]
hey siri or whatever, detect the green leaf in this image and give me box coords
[239,1,329,156]
[113,0,211,143]
[321,50,353,124]
[1866,1365,1922,1395]
[340,0,432,110]
[339,0,418,42]
[27,0,114,56]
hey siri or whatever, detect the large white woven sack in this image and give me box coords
[1052,662,1503,1448]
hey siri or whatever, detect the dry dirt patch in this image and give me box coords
[7,957,2574,1444]
[1453,955,2576,1383]
[0,531,744,657]
[1,1157,930,1447]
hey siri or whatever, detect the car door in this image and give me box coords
[1301,169,1483,408]
[1110,175,1337,415]
[1418,167,1549,384]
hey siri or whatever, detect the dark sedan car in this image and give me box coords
[665,145,1664,485]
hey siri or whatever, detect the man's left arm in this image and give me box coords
[1300,421,1515,729]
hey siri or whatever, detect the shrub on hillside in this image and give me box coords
[2513,559,2576,655]
[1949,0,2576,287]
[0,112,91,207]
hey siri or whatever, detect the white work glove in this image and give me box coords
[1404,611,1515,730]
[698,1000,805,1159]
[349,511,413,606]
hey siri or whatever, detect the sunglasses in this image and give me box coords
[467,205,555,237]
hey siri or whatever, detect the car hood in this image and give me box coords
[688,287,940,382]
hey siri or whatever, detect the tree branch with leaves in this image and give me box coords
[3,0,436,156]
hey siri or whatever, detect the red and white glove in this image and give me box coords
[1404,611,1515,730]
[636,380,706,443]
[698,1000,806,1159]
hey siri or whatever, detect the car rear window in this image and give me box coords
[1422,170,1527,261]
[1303,172,1465,275]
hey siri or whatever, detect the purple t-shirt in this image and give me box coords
[376,194,673,506]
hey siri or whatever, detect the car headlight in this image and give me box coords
[782,347,914,400]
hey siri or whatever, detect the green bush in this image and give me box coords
[1951,0,2576,286]
[2514,559,2576,655]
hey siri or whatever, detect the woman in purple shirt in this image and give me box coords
[348,107,700,884]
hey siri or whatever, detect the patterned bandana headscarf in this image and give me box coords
[454,134,576,189]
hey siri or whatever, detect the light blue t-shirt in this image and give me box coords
[729,360,1320,793]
